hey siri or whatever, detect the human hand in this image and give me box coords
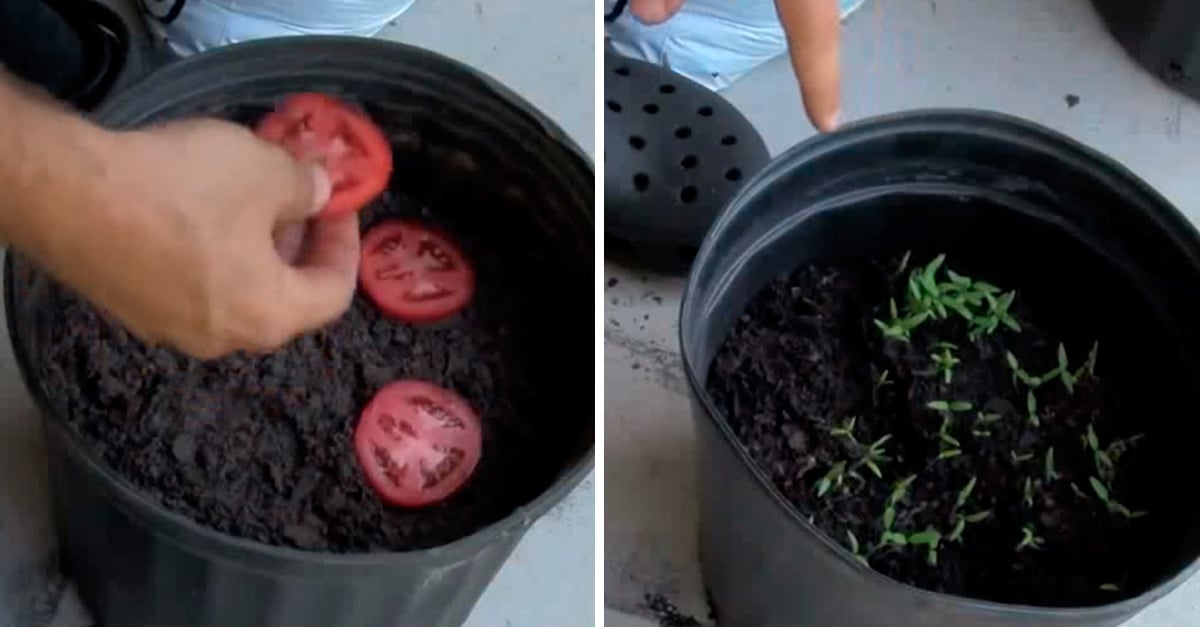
[31,119,359,359]
[628,0,842,133]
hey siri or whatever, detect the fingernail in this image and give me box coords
[822,109,842,133]
[309,164,332,216]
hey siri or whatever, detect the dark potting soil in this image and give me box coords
[706,258,1152,606]
[34,110,582,552]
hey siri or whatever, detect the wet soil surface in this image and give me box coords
[707,258,1152,606]
[36,122,584,552]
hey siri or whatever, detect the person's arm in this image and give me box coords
[0,71,358,359]
[775,0,842,132]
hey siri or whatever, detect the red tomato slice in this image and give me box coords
[360,220,475,323]
[354,380,483,507]
[256,93,393,218]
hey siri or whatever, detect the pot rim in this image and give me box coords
[4,35,594,574]
[678,107,1200,616]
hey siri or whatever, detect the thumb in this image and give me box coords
[277,160,333,223]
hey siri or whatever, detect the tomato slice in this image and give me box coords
[354,380,483,507]
[256,93,393,218]
[360,220,475,323]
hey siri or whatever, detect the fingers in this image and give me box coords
[273,158,333,223]
[276,214,361,333]
[775,0,842,132]
[630,0,685,24]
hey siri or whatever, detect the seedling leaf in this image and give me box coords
[956,477,977,509]
[927,400,950,411]
[1045,447,1058,481]
[1089,476,1110,502]
[964,510,992,523]
[883,506,896,530]
[950,400,973,412]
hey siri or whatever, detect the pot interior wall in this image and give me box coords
[7,44,594,547]
[684,114,1200,600]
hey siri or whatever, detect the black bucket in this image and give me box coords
[4,37,593,627]
[679,110,1200,626]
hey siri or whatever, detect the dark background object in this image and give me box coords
[5,36,594,627]
[0,0,88,100]
[1091,0,1199,101]
[679,110,1200,626]
[0,0,136,111]
[604,47,769,274]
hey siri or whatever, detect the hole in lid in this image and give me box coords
[680,155,698,170]
[629,136,646,150]
[674,126,692,139]
[678,245,700,265]
[720,135,737,146]
[634,173,650,192]
[606,100,622,112]
[725,168,743,181]
[614,66,631,76]
[680,186,698,204]
[643,103,660,114]
[698,106,714,117]
[659,84,676,94]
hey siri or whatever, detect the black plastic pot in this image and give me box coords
[679,110,1200,626]
[4,37,593,627]
[1090,0,1200,102]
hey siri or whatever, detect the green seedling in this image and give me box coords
[1044,447,1058,481]
[908,529,942,566]
[816,461,847,498]
[1026,390,1039,427]
[1089,476,1147,519]
[875,295,936,342]
[949,510,992,543]
[927,400,973,412]
[1100,584,1120,593]
[1005,351,1043,388]
[1070,482,1090,501]
[1023,477,1035,508]
[831,417,858,443]
[1057,344,1077,394]
[956,477,977,510]
[896,251,912,276]
[972,411,1001,438]
[846,530,870,567]
[1085,341,1099,378]
[1084,424,1116,482]
[1016,525,1045,552]
[970,290,1022,338]
[874,369,893,393]
[877,475,918,547]
[930,343,961,384]
[1011,451,1034,464]
[1106,433,1145,465]
[859,434,892,479]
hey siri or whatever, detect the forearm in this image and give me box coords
[0,71,119,259]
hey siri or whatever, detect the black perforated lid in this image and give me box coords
[604,46,770,272]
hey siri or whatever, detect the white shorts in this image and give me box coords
[137,0,418,57]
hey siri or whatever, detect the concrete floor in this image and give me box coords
[604,0,1200,624]
[0,1,594,627]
